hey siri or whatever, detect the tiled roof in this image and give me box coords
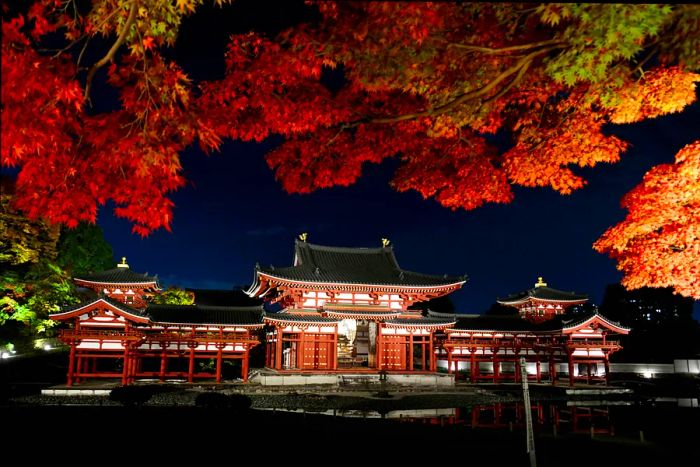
[263,311,341,324]
[144,304,263,326]
[452,311,624,332]
[75,267,158,285]
[426,310,458,319]
[497,285,588,304]
[256,240,465,287]
[384,318,456,326]
[53,296,143,316]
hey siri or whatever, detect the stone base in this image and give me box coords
[41,387,114,396]
[249,371,455,387]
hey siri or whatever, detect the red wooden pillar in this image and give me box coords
[75,351,82,384]
[470,352,477,383]
[268,336,273,368]
[188,346,195,383]
[493,352,500,384]
[408,332,414,372]
[159,348,167,382]
[298,328,306,370]
[121,344,130,386]
[447,348,453,375]
[67,341,76,386]
[428,332,435,372]
[129,350,137,384]
[242,348,250,382]
[331,329,338,370]
[275,328,283,370]
[215,347,223,383]
[376,324,383,370]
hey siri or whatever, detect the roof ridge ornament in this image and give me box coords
[299,232,308,242]
[381,237,391,247]
[535,277,547,288]
[117,257,129,269]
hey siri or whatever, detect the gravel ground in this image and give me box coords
[6,382,590,411]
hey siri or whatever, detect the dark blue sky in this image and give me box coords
[97,96,700,318]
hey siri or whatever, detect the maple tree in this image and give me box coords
[1,2,699,296]
[594,142,699,299]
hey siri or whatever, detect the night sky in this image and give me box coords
[96,100,700,318]
[30,3,700,317]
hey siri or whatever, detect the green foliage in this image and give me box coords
[544,4,674,86]
[151,286,195,305]
[0,184,81,348]
[56,223,114,276]
[1,257,80,339]
[0,181,60,266]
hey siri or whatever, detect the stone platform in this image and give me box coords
[41,380,120,396]
[249,371,455,387]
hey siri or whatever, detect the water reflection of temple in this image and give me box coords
[397,403,613,435]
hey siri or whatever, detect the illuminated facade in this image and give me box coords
[442,279,630,385]
[246,238,466,372]
[51,260,262,385]
[52,242,629,386]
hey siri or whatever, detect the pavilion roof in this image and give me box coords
[55,296,145,317]
[53,296,264,326]
[497,280,588,306]
[74,264,158,286]
[452,310,627,333]
[253,240,466,288]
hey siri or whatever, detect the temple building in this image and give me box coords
[51,240,630,386]
[246,236,466,372]
[496,277,588,322]
[442,279,630,385]
[73,257,160,308]
[51,259,263,385]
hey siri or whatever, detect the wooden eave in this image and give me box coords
[50,298,150,324]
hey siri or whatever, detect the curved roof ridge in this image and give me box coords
[74,266,158,285]
[295,239,394,254]
[497,284,588,304]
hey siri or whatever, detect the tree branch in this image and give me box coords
[83,0,138,102]
[445,39,564,54]
[366,45,564,125]
[482,57,532,105]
